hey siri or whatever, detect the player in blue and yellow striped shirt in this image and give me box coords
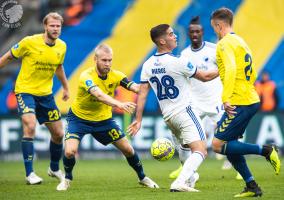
[210,7,281,197]
[0,12,69,185]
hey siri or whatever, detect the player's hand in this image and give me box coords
[223,102,236,117]
[118,102,136,114]
[127,120,141,136]
[62,88,70,101]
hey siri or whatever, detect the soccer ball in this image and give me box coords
[150,138,175,161]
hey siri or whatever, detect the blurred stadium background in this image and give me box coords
[0,0,283,160]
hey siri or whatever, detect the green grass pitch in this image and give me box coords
[0,157,283,200]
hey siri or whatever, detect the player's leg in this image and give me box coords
[168,133,189,179]
[212,104,280,174]
[21,113,42,184]
[45,120,64,180]
[56,109,84,191]
[170,141,206,192]
[57,137,80,191]
[212,103,280,197]
[170,106,207,192]
[168,107,204,179]
[16,93,42,184]
[36,94,64,180]
[113,137,159,188]
[169,134,200,186]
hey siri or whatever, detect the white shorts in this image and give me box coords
[194,104,224,146]
[194,103,224,124]
[165,106,206,145]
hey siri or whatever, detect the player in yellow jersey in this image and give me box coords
[0,13,69,185]
[210,7,281,197]
[56,44,158,191]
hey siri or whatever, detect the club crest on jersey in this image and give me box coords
[13,43,19,49]
[187,62,194,69]
[204,57,209,62]
[85,80,93,87]
[108,84,113,88]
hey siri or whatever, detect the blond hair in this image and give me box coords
[43,12,64,25]
[94,44,113,58]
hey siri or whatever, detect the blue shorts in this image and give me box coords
[65,109,125,145]
[15,93,61,124]
[215,103,260,141]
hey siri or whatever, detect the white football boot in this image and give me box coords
[56,178,71,191]
[170,180,199,192]
[48,167,65,181]
[187,172,199,188]
[139,177,159,188]
[26,172,43,185]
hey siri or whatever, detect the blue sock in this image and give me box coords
[221,140,262,155]
[22,137,34,176]
[227,154,254,183]
[49,140,63,171]
[126,152,145,180]
[63,155,75,180]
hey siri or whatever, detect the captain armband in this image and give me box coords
[120,77,134,89]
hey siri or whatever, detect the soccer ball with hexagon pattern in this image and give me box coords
[150,138,175,161]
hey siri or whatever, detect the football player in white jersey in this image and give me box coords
[169,16,231,180]
[128,24,219,192]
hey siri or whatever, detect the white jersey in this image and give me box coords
[181,41,223,116]
[141,53,197,121]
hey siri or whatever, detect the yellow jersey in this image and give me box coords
[71,67,126,121]
[10,34,66,96]
[216,33,260,105]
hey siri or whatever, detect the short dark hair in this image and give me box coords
[190,16,200,25]
[150,24,170,44]
[211,7,234,26]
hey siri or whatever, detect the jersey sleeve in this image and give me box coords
[217,41,237,103]
[140,64,149,83]
[177,57,197,78]
[10,37,28,59]
[80,72,97,93]
[59,43,67,65]
[114,70,127,82]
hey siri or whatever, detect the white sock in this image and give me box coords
[171,134,192,164]
[175,151,205,184]
[179,145,191,164]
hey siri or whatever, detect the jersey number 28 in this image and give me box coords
[150,75,179,100]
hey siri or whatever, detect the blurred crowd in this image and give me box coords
[39,0,94,26]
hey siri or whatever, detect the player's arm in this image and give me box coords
[179,57,218,82]
[55,64,70,101]
[193,69,219,82]
[127,82,150,136]
[0,51,14,69]
[89,86,136,113]
[120,77,139,93]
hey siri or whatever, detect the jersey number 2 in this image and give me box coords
[150,75,179,100]
[244,53,252,81]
